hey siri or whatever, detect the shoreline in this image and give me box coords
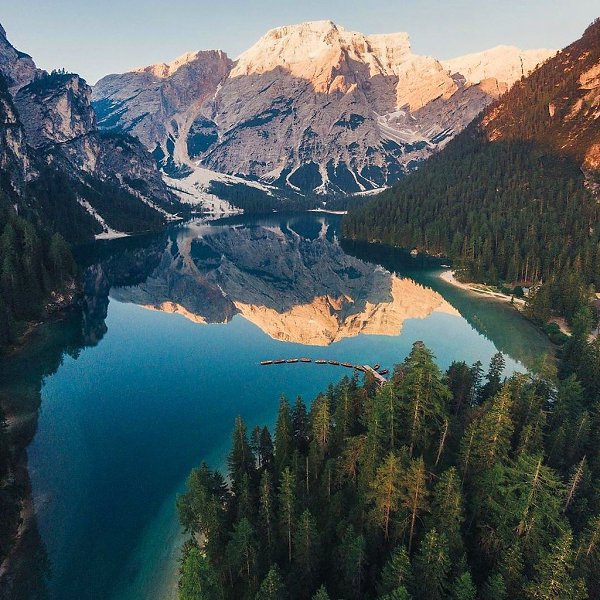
[439,270,526,308]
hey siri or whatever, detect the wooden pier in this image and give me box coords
[260,358,389,386]
[362,365,388,386]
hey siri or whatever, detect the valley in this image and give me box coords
[0,7,599,600]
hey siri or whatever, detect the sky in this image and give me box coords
[3,1,598,84]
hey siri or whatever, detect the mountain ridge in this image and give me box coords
[93,20,554,202]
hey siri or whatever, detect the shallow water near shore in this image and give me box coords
[2,213,551,599]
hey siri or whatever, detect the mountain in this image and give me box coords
[93,21,553,201]
[480,23,600,177]
[0,24,182,242]
[99,218,458,345]
[343,19,600,322]
[0,21,190,349]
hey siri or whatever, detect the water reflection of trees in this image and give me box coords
[341,239,552,370]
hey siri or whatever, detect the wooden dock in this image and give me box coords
[259,358,389,386]
[362,366,388,386]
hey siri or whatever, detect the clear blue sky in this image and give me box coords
[4,1,598,84]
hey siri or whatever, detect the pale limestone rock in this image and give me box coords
[93,21,555,195]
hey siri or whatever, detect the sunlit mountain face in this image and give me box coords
[105,216,457,345]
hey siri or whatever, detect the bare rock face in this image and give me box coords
[0,21,181,240]
[93,20,554,195]
[0,24,38,92]
[94,50,232,177]
[441,45,555,87]
[0,75,31,194]
[14,73,96,148]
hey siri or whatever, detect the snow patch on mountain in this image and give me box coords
[164,165,279,214]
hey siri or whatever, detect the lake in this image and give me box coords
[0,213,551,599]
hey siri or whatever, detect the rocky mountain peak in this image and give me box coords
[93,22,555,199]
[442,45,555,87]
[0,21,39,92]
[132,49,229,79]
[230,20,414,90]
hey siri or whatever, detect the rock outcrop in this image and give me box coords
[0,74,30,195]
[0,24,38,92]
[0,23,182,241]
[93,21,554,196]
[14,73,96,149]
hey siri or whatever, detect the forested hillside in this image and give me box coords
[0,195,75,347]
[176,340,600,599]
[343,19,600,323]
[482,19,600,171]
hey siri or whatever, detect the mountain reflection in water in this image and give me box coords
[105,218,458,346]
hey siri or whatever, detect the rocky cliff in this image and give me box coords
[0,23,182,241]
[93,20,554,198]
[0,24,37,92]
[0,74,30,195]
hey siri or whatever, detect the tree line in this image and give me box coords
[176,338,600,599]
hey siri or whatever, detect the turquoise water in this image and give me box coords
[3,214,551,599]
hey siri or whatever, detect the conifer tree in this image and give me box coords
[399,456,429,553]
[414,529,450,600]
[259,470,275,559]
[481,353,506,401]
[255,565,286,600]
[526,530,586,600]
[292,396,309,455]
[333,379,356,448]
[228,416,255,497]
[337,523,366,599]
[508,454,564,548]
[379,546,412,595]
[451,572,476,600]
[481,573,507,600]
[379,588,412,600]
[460,387,513,478]
[428,467,464,560]
[179,544,220,600]
[370,452,403,541]
[227,518,258,589]
[396,342,451,458]
[275,398,293,475]
[310,395,331,453]
[259,427,274,469]
[311,586,330,600]
[293,509,320,585]
[278,467,296,563]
